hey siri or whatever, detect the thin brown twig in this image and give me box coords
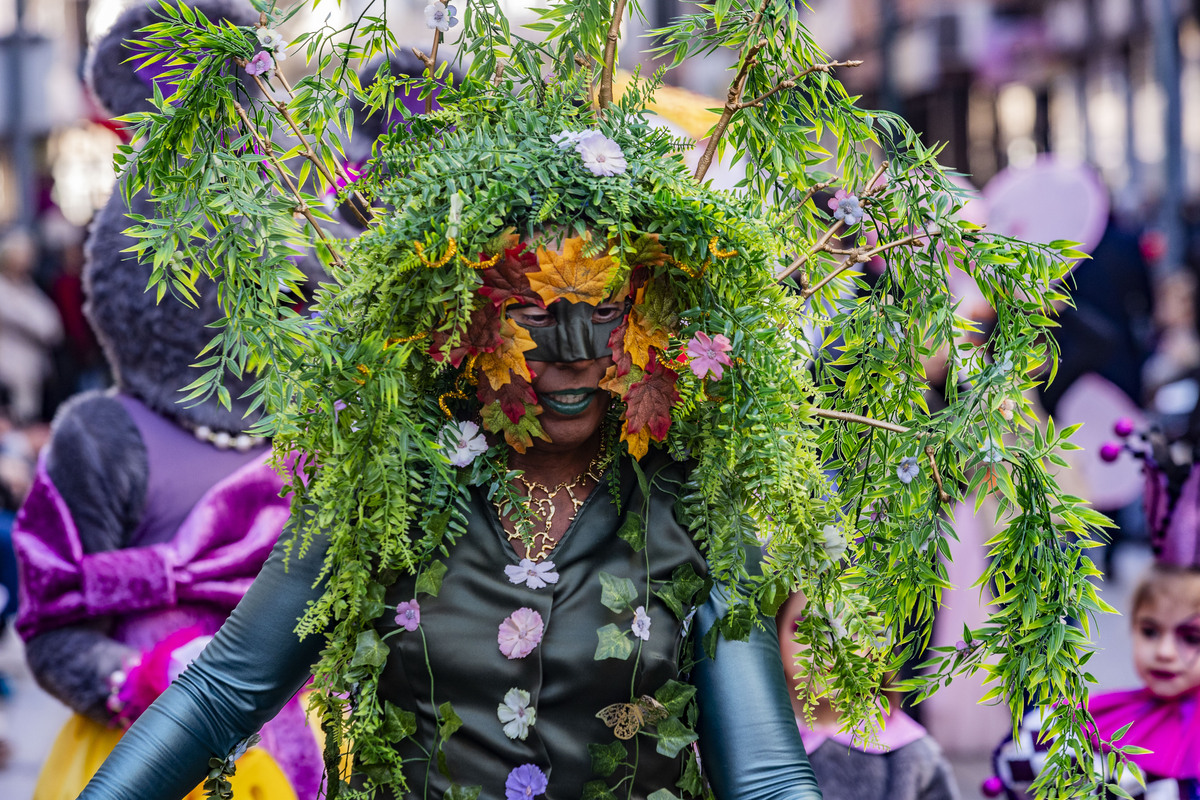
[924,445,951,503]
[693,0,772,182]
[775,161,891,283]
[738,60,863,109]
[598,0,629,110]
[232,101,345,269]
[245,69,373,229]
[799,231,937,300]
[810,407,909,434]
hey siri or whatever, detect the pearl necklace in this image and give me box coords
[189,424,267,452]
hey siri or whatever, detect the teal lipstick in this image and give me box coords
[539,389,597,416]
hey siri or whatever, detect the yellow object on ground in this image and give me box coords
[33,713,298,800]
[611,71,721,140]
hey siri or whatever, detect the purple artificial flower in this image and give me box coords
[827,189,864,227]
[498,607,544,659]
[505,764,548,800]
[896,456,920,485]
[686,331,733,380]
[575,131,627,177]
[440,419,488,467]
[504,558,560,590]
[395,599,421,632]
[631,606,652,641]
[424,2,459,32]
[244,51,274,78]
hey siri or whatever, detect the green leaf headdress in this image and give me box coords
[120,0,1119,797]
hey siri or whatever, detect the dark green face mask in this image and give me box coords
[519,300,624,362]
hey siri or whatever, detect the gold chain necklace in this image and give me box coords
[495,445,611,562]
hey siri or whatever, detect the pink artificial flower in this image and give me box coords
[498,607,544,659]
[245,51,274,78]
[395,599,421,632]
[685,331,733,380]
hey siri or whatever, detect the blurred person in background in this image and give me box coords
[0,228,63,425]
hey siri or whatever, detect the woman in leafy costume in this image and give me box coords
[76,0,1117,796]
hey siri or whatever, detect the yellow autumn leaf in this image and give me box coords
[529,237,616,306]
[478,318,537,390]
[622,308,670,371]
[620,423,650,460]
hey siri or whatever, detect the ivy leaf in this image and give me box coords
[416,560,448,598]
[479,245,541,308]
[653,680,697,717]
[350,629,388,668]
[654,717,699,758]
[676,748,704,796]
[588,741,628,778]
[624,353,680,441]
[655,563,706,620]
[445,785,482,800]
[529,237,616,306]
[429,302,503,367]
[582,781,618,800]
[382,702,417,739]
[599,571,637,611]
[595,623,634,660]
[361,581,386,620]
[478,317,536,389]
[648,790,682,800]
[438,701,464,739]
[616,512,646,552]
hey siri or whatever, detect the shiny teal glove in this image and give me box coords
[77,530,330,800]
[693,583,823,800]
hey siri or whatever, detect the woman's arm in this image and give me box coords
[693,583,823,800]
[78,528,330,800]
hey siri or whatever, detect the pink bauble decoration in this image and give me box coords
[1112,417,1135,438]
[1099,442,1122,463]
[980,776,1005,798]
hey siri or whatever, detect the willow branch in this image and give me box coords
[232,101,345,269]
[693,0,771,182]
[775,161,891,283]
[925,445,951,503]
[810,407,909,434]
[738,60,863,109]
[799,231,937,300]
[598,0,629,110]
[246,70,373,229]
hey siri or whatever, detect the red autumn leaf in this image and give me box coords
[429,302,503,367]
[607,317,633,377]
[623,351,679,441]
[477,373,537,424]
[479,246,543,308]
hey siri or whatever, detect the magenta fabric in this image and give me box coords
[13,452,289,641]
[1089,686,1200,780]
[1144,456,1200,568]
[795,709,928,754]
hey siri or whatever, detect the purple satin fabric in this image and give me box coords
[13,452,288,642]
[1089,686,1200,780]
[1145,457,1200,568]
[132,51,184,99]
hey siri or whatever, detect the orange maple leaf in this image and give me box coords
[529,237,616,306]
[623,307,670,371]
[600,362,643,398]
[478,317,536,390]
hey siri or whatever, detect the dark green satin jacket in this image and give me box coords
[76,450,821,799]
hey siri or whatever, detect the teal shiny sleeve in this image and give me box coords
[693,584,823,800]
[77,531,330,800]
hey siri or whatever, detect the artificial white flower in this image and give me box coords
[575,131,627,177]
[497,688,537,740]
[896,456,920,485]
[979,436,1005,464]
[448,193,464,239]
[631,606,652,641]
[820,524,847,560]
[256,28,286,59]
[440,420,488,467]
[504,558,560,590]
[424,2,459,32]
[551,130,585,149]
